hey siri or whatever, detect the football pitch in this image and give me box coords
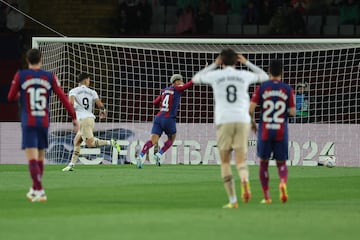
[1,164,359,240]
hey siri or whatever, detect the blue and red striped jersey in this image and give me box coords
[154,80,193,118]
[251,80,295,141]
[8,69,76,128]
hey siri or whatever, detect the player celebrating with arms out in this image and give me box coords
[62,73,121,171]
[8,48,79,202]
[192,48,268,208]
[136,74,193,168]
[249,59,296,204]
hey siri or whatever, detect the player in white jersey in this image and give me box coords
[62,73,121,171]
[192,48,268,208]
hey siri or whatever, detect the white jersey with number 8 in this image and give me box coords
[193,64,268,125]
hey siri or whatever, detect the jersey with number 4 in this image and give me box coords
[69,85,99,120]
[198,66,262,125]
[153,80,193,118]
[7,69,75,128]
[251,80,295,141]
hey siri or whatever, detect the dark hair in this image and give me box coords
[77,73,91,82]
[269,59,283,77]
[220,48,237,66]
[26,48,42,65]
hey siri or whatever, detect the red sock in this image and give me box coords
[277,161,288,183]
[37,160,44,177]
[29,159,42,190]
[259,160,270,199]
[159,139,173,154]
[140,140,154,156]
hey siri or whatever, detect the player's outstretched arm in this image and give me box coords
[239,54,268,82]
[192,59,219,84]
[95,98,106,119]
[153,95,161,106]
[7,72,20,101]
[174,80,194,91]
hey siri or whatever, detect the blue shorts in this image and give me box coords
[22,126,49,150]
[257,139,288,161]
[151,116,176,136]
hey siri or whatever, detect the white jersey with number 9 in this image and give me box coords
[69,85,99,120]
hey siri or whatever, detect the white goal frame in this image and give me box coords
[31,37,360,167]
[32,37,360,47]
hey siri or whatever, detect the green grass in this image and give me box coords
[1,164,360,240]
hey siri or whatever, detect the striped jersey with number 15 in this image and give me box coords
[7,69,76,128]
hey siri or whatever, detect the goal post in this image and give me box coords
[31,37,360,167]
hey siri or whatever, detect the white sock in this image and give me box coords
[230,195,237,204]
[35,189,45,195]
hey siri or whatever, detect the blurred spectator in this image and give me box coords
[211,0,229,14]
[268,5,289,35]
[117,0,141,34]
[329,0,343,5]
[287,3,306,34]
[290,0,309,14]
[117,7,128,34]
[339,0,360,24]
[118,0,139,34]
[258,0,274,24]
[198,0,211,13]
[176,5,194,34]
[5,3,24,33]
[327,0,342,14]
[292,83,310,123]
[270,0,286,9]
[243,1,258,24]
[197,0,213,34]
[136,0,152,33]
[176,0,199,14]
[152,0,160,6]
[226,0,247,14]
[307,0,328,14]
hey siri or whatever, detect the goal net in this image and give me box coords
[32,38,360,167]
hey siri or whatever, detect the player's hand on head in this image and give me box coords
[238,54,247,65]
[215,55,222,66]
